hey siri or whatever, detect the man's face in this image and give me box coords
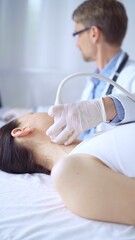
[73,22,96,62]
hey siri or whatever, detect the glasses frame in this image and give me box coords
[72,26,91,37]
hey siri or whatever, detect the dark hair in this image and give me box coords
[72,0,128,45]
[0,120,50,175]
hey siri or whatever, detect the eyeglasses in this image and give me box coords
[72,26,91,37]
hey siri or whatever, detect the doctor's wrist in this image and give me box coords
[102,97,117,121]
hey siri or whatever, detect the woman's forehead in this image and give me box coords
[19,112,53,125]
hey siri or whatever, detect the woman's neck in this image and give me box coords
[36,140,80,171]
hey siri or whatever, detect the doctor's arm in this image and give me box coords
[46,94,135,145]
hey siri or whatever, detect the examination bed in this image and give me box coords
[0,170,135,240]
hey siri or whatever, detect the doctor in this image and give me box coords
[70,0,135,139]
[72,0,135,98]
[46,0,135,144]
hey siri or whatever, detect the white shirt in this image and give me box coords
[70,122,135,178]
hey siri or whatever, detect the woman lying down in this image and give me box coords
[0,112,135,225]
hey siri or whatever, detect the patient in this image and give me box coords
[0,112,78,174]
[0,112,135,225]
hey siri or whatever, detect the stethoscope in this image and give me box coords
[106,52,129,95]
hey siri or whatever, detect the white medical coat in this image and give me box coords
[111,93,135,124]
[81,54,135,131]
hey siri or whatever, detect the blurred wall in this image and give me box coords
[0,0,135,108]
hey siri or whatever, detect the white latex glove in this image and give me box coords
[0,108,33,122]
[46,99,106,145]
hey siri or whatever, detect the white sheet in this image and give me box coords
[0,170,135,240]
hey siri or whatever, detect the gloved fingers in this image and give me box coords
[48,105,64,118]
[46,118,66,139]
[52,127,74,145]
[64,131,79,145]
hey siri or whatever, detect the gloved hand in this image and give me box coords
[46,98,106,145]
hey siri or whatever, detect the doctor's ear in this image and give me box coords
[91,26,101,42]
[11,127,35,138]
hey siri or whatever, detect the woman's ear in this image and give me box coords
[11,127,35,138]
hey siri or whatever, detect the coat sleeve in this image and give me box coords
[111,93,135,124]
